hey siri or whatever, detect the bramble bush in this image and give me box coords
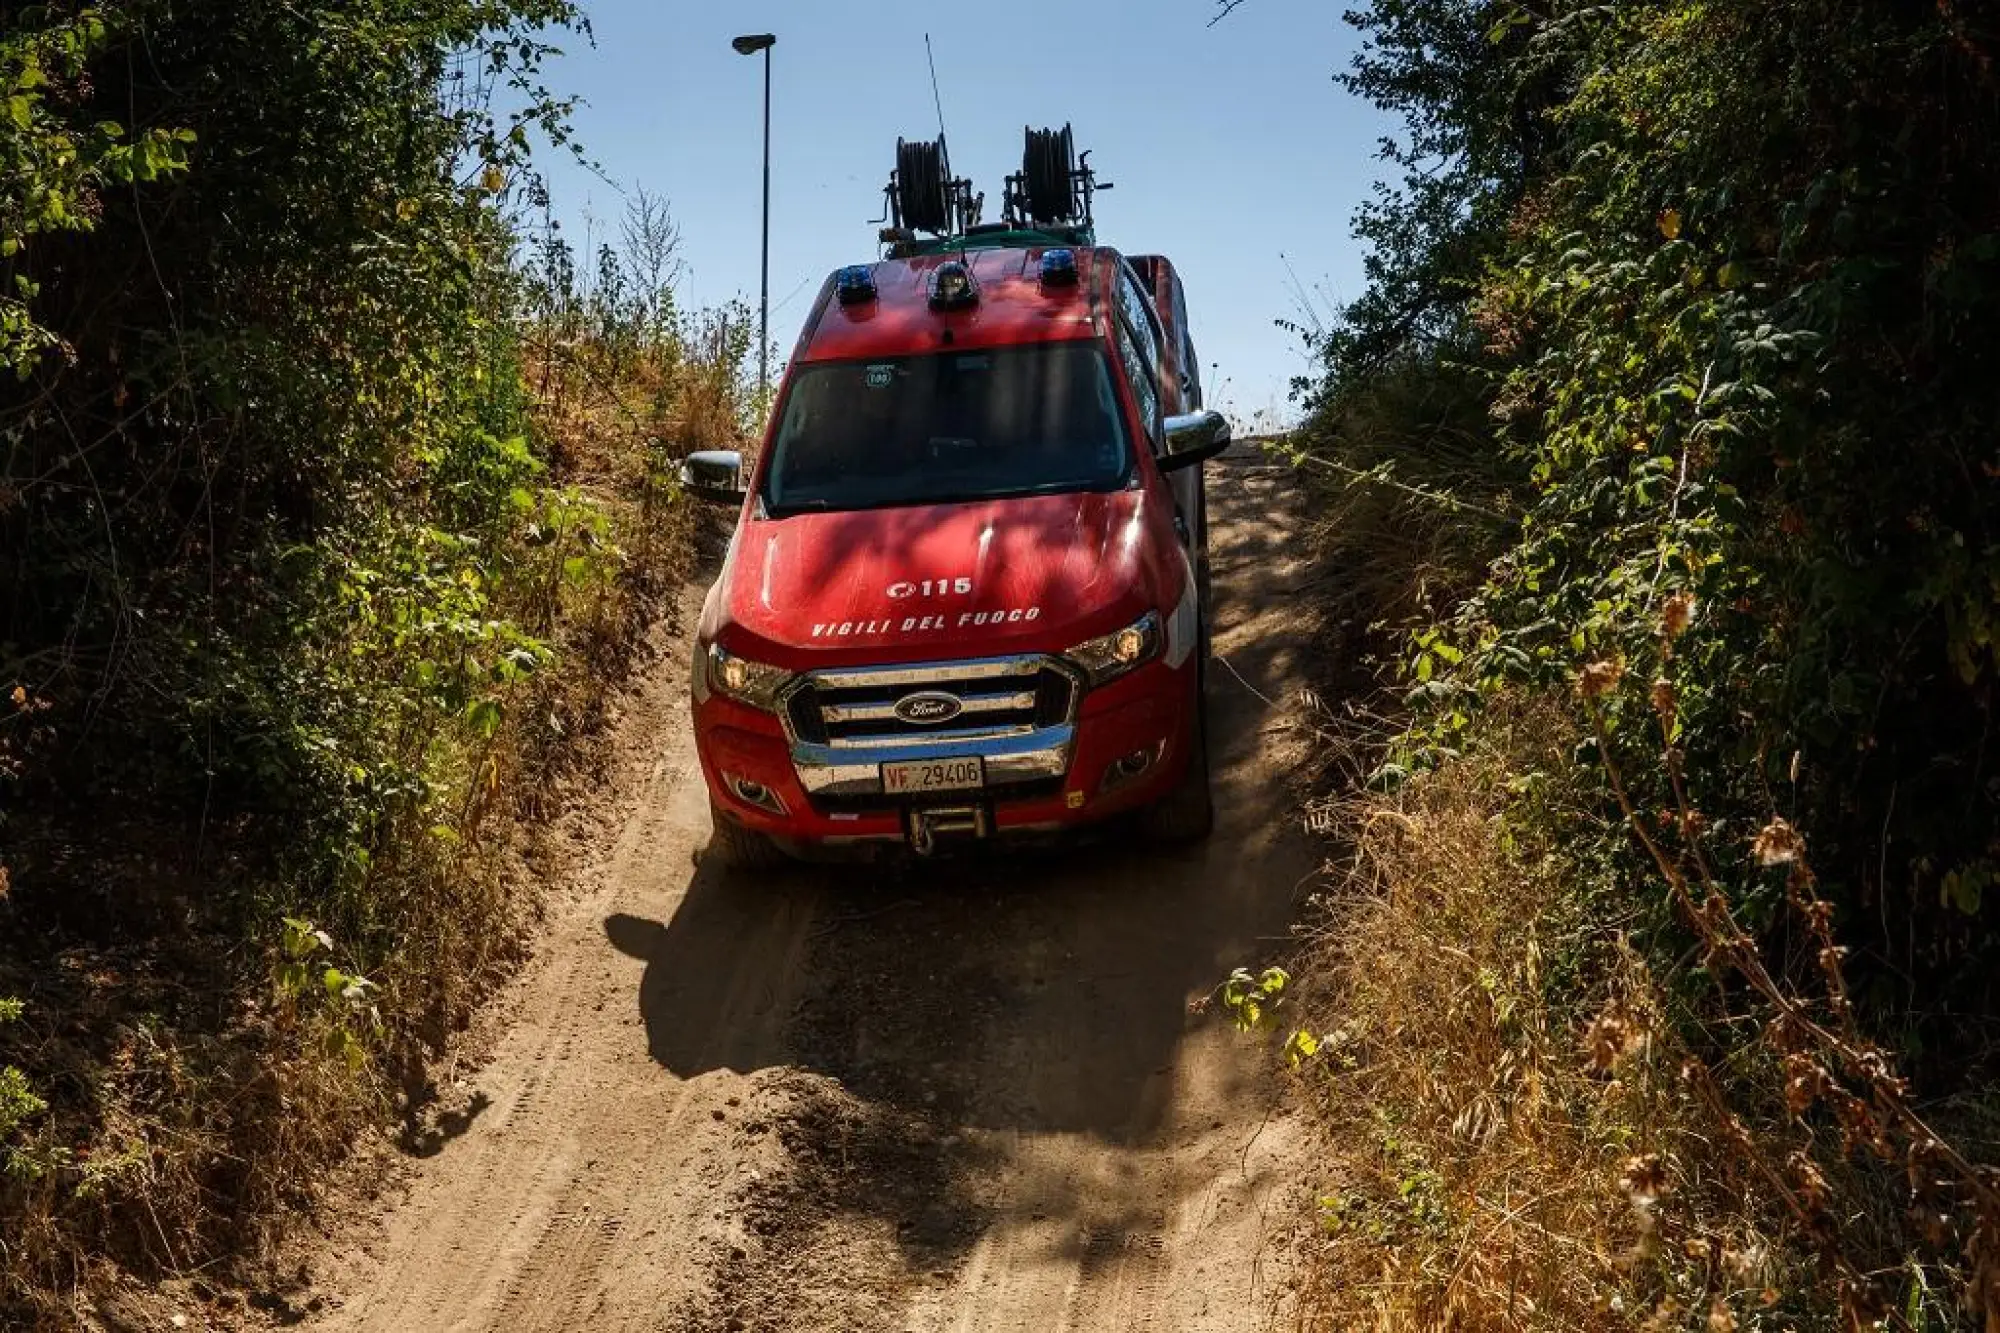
[1314,0,2000,1020]
[1266,0,2000,1322]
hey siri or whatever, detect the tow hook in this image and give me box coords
[907,805,990,856]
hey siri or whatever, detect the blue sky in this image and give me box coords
[532,0,1392,427]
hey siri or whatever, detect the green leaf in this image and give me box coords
[465,698,504,738]
[0,1064,48,1139]
[1941,868,1986,916]
[1283,1029,1321,1068]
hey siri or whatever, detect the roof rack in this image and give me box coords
[872,124,1109,260]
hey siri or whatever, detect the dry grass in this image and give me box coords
[1291,704,1822,1330]
[1286,358,1520,660]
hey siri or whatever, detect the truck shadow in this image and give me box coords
[602,799,1311,1145]
[603,450,1319,1146]
[593,447,1323,1299]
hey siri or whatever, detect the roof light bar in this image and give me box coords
[1040,248,1079,287]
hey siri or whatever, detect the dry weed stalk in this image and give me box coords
[1582,593,2000,1329]
[1295,703,1792,1331]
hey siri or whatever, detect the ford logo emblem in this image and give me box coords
[894,691,964,726]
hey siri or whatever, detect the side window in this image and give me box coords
[1114,315,1161,445]
[1116,265,1163,387]
[1174,282,1201,408]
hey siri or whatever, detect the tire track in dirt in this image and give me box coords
[302,608,829,1333]
[492,1210,622,1332]
[291,445,1317,1333]
[1060,1226,1169,1331]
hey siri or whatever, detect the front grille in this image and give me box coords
[786,656,1078,749]
[786,690,829,745]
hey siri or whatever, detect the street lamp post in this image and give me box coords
[732,33,777,409]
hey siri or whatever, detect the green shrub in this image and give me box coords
[0,9,193,373]
[0,1,750,1321]
[1295,0,2000,1318]
[0,998,43,1153]
[1317,0,2000,1028]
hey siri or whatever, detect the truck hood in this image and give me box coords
[713,488,1163,660]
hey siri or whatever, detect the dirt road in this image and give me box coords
[303,446,1321,1333]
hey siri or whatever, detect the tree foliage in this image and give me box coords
[1,10,194,371]
[0,2,750,1318]
[1297,0,2000,1316]
[1321,0,2000,1018]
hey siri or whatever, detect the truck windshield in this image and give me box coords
[760,343,1131,514]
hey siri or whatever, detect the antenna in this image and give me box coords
[924,34,962,258]
[872,38,985,246]
[924,38,972,262]
[925,34,949,146]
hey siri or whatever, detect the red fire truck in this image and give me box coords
[682,127,1230,863]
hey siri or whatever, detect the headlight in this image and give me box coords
[1065,611,1163,687]
[700,642,794,711]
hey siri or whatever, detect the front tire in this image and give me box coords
[707,802,790,871]
[1139,701,1215,844]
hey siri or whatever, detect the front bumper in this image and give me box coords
[694,655,1197,849]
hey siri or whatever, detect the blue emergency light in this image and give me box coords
[1040,248,1079,287]
[835,264,877,305]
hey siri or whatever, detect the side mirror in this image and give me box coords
[1158,410,1231,472]
[680,449,747,506]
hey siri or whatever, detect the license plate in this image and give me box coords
[881,757,985,794]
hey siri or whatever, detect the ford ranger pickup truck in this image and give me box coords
[680,128,1231,864]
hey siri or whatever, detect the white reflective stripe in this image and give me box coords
[1164,556,1199,670]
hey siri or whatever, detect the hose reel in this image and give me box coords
[883,135,983,237]
[1022,125,1074,224]
[1004,123,1104,230]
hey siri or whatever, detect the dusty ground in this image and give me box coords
[264,446,1323,1333]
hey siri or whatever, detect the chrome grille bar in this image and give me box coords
[820,690,1039,725]
[804,657,1045,691]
